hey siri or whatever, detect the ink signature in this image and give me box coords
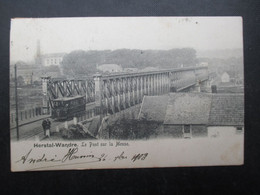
[15,148,107,165]
[15,148,149,170]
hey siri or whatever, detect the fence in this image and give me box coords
[10,107,45,124]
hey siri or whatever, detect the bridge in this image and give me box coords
[10,66,209,140]
[42,66,209,115]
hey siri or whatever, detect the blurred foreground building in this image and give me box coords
[139,93,244,138]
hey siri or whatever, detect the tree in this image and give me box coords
[62,50,98,76]
[61,48,198,76]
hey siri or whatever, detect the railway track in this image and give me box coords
[19,127,43,140]
[11,107,99,141]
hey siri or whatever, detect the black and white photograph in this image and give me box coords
[10,17,244,171]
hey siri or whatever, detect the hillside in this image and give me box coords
[197,48,243,59]
[61,48,197,75]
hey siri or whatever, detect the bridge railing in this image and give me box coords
[10,107,46,125]
[101,66,207,79]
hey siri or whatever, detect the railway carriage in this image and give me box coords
[51,95,86,120]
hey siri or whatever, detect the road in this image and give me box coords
[10,118,67,141]
[10,102,97,141]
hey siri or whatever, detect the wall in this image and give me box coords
[191,125,208,137]
[207,126,243,138]
[42,57,63,66]
[163,124,207,138]
[97,104,141,139]
[163,125,183,138]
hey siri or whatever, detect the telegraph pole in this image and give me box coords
[14,64,19,141]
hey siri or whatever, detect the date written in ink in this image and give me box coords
[131,153,148,162]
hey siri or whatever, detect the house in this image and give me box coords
[199,62,209,67]
[96,64,122,73]
[141,67,159,72]
[221,72,230,83]
[163,93,212,138]
[208,94,244,137]
[138,96,169,122]
[138,93,244,138]
[10,63,42,85]
[124,68,138,72]
[41,53,66,67]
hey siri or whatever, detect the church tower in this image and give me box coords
[35,40,42,66]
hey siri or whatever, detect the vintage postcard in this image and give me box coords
[10,17,244,171]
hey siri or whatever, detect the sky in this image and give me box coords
[10,17,243,63]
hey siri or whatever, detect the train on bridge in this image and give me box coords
[42,66,209,120]
[51,95,86,120]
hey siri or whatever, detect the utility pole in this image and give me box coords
[14,64,19,141]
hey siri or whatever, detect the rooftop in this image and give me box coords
[139,93,244,126]
[41,53,66,58]
[208,94,244,126]
[138,95,169,122]
[164,93,212,125]
[97,64,121,68]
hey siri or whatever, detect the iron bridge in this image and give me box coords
[42,66,209,114]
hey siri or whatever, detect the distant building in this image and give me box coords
[34,41,66,67]
[199,62,209,67]
[41,71,61,78]
[221,72,230,83]
[10,63,42,85]
[41,53,66,67]
[35,40,42,66]
[139,93,244,138]
[141,67,159,72]
[163,93,212,138]
[124,68,138,72]
[96,64,122,73]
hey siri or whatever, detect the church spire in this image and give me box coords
[35,40,42,66]
[36,39,41,57]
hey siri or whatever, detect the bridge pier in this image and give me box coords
[41,76,51,115]
[117,79,121,111]
[140,76,143,99]
[143,76,147,95]
[151,75,154,95]
[155,74,158,95]
[111,80,115,113]
[136,77,140,103]
[158,74,162,95]
[94,74,102,106]
[132,78,135,105]
[147,76,150,95]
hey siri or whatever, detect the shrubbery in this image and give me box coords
[108,118,162,140]
[60,124,93,139]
